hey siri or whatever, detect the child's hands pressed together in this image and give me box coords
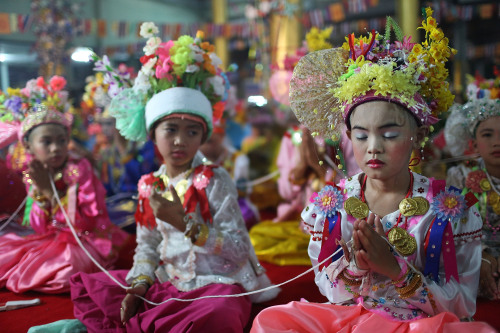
[148,185,186,231]
[352,213,401,280]
[28,160,54,198]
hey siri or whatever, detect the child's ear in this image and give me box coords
[414,126,429,149]
[24,139,32,154]
[471,139,478,152]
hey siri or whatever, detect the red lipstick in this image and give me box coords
[367,159,384,168]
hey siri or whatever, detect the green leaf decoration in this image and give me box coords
[385,16,404,42]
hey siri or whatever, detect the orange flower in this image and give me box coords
[200,42,215,53]
[203,62,216,75]
[212,101,225,121]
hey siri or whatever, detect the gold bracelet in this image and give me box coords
[194,223,209,246]
[338,269,362,286]
[398,279,422,299]
[131,275,154,288]
[391,267,410,286]
[395,273,419,294]
[395,273,422,298]
[32,189,50,203]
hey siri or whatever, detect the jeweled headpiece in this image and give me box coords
[290,8,455,141]
[100,25,228,142]
[445,73,500,157]
[0,75,72,147]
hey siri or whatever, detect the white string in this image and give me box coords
[48,173,342,306]
[422,153,480,166]
[134,246,343,305]
[49,172,424,306]
[240,170,280,187]
[48,174,129,290]
[0,195,28,233]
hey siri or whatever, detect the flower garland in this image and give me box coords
[332,7,456,119]
[0,75,70,123]
[135,24,227,115]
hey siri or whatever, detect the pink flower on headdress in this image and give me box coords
[49,76,67,92]
[36,77,46,88]
[155,41,174,80]
[395,36,415,52]
[21,79,36,97]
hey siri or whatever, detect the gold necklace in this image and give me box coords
[344,173,429,256]
[159,168,194,202]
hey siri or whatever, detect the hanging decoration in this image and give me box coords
[31,0,80,78]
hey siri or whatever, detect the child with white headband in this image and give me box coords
[62,28,278,333]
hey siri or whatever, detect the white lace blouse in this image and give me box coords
[126,152,278,303]
[303,172,482,320]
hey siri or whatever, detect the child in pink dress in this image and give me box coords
[0,76,128,293]
[251,9,495,332]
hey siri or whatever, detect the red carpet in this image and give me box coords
[1,230,499,332]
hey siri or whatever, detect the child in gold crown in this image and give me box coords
[0,76,128,294]
[251,9,494,332]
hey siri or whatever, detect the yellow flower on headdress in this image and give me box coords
[7,88,21,97]
[425,7,434,18]
[306,26,333,52]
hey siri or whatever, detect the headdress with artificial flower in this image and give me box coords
[444,69,500,157]
[0,75,72,148]
[82,61,137,122]
[105,23,229,142]
[290,7,456,142]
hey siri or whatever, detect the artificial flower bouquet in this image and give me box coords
[135,22,227,112]
[1,75,69,123]
[333,7,456,118]
[91,22,229,142]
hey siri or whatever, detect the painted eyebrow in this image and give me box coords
[352,123,403,131]
[40,134,66,139]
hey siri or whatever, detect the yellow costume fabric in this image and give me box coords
[249,220,311,266]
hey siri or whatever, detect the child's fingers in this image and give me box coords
[352,229,362,252]
[337,239,350,262]
[373,215,385,236]
[366,213,375,226]
[169,185,181,204]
